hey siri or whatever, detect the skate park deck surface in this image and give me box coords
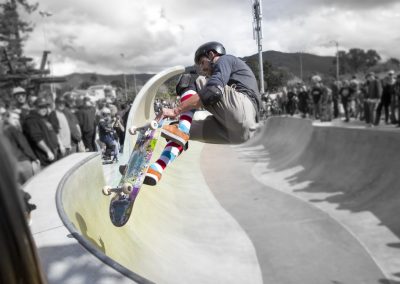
[25,116,400,284]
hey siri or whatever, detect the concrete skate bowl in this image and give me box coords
[55,66,262,284]
[232,116,400,282]
[53,62,399,283]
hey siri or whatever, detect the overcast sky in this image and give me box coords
[21,0,400,75]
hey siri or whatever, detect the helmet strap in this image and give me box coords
[207,51,216,62]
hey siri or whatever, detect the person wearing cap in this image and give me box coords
[22,97,60,167]
[3,109,40,184]
[144,41,261,186]
[11,87,30,123]
[364,72,382,127]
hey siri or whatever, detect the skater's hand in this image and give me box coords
[161,107,179,118]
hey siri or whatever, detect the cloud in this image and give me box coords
[263,2,400,60]
[265,0,400,20]
[20,0,400,75]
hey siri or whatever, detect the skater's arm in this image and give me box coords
[163,94,202,118]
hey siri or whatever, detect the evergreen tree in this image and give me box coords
[0,0,38,73]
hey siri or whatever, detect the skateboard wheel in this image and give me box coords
[129,126,137,135]
[102,185,112,196]
[122,183,133,194]
[149,120,158,130]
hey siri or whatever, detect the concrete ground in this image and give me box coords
[25,115,400,284]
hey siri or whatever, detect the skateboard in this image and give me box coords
[102,119,162,227]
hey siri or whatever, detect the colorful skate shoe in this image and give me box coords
[161,124,189,147]
[144,167,162,186]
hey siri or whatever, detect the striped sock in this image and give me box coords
[150,141,184,175]
[178,90,196,134]
[150,89,196,176]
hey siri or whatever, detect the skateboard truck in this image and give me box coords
[102,182,133,196]
[129,120,158,135]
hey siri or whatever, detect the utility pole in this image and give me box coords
[133,72,138,96]
[330,40,340,81]
[39,10,54,96]
[252,0,264,94]
[299,51,303,81]
[120,53,128,101]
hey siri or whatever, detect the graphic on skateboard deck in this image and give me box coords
[102,118,162,227]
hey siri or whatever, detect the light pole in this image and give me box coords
[120,53,128,101]
[330,40,340,81]
[39,10,55,96]
[299,51,303,81]
[252,0,264,94]
[39,11,52,50]
[133,71,138,96]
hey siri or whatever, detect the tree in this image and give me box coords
[387,57,400,67]
[79,81,91,90]
[110,79,123,89]
[365,49,381,68]
[90,74,98,84]
[340,48,381,73]
[263,61,290,92]
[0,0,38,82]
[346,48,366,73]
[386,57,400,69]
[333,50,351,75]
[247,58,290,92]
[0,0,38,57]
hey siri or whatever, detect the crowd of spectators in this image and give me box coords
[262,70,400,127]
[0,87,131,187]
[2,70,399,187]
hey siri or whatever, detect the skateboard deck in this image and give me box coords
[102,119,162,227]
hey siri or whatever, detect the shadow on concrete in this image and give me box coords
[238,117,400,238]
[234,117,400,283]
[38,243,124,284]
[75,212,106,254]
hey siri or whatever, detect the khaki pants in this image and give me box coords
[189,77,258,144]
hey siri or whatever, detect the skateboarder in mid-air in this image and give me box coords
[144,41,261,186]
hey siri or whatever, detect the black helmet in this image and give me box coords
[194,41,226,64]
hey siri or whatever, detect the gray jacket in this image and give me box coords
[207,55,261,112]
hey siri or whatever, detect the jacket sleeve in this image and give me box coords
[206,56,233,88]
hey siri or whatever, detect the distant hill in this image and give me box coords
[242,50,337,80]
[59,50,338,90]
[61,72,154,90]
